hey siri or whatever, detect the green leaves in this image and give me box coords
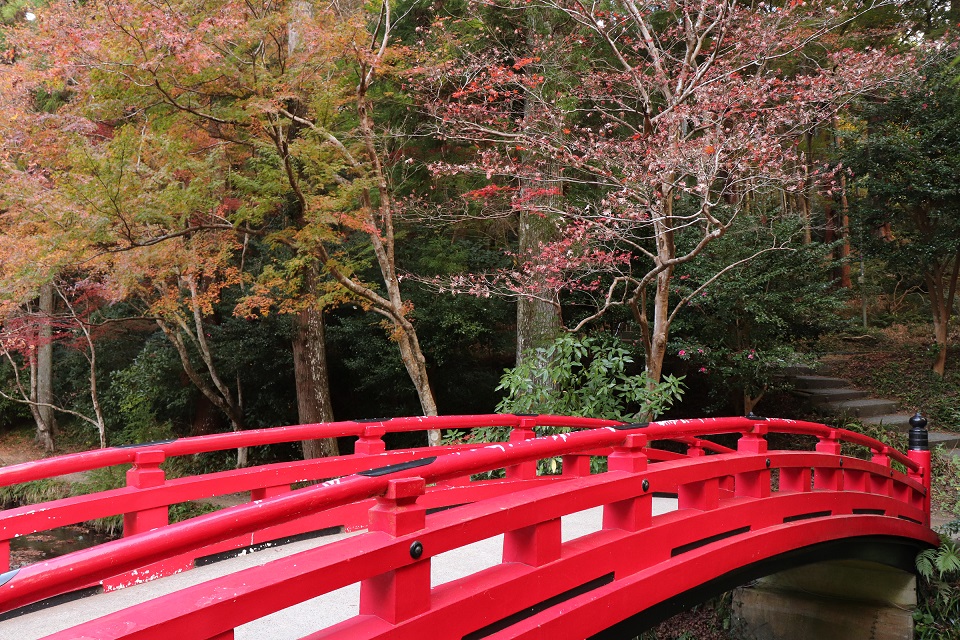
[495,333,685,422]
[916,534,960,638]
[917,538,960,580]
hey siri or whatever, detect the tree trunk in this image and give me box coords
[516,8,563,368]
[286,2,339,459]
[191,395,225,436]
[838,174,853,289]
[644,186,677,386]
[292,305,340,458]
[800,133,812,245]
[646,265,674,385]
[516,207,562,366]
[395,318,441,445]
[36,285,55,452]
[929,252,960,376]
[834,127,853,289]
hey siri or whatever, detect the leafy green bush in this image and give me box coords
[916,532,960,640]
[446,333,684,477]
[496,333,684,422]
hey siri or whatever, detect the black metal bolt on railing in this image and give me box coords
[909,413,929,451]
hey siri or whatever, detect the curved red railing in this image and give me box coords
[0,414,934,628]
[5,412,936,640]
[0,415,622,486]
[0,414,736,578]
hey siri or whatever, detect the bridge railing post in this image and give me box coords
[356,425,387,455]
[360,477,430,623]
[250,484,292,501]
[505,417,537,480]
[603,434,651,532]
[867,446,893,497]
[907,413,931,524]
[814,431,843,491]
[780,466,812,493]
[561,454,592,477]
[123,450,169,537]
[736,425,770,499]
[687,439,735,495]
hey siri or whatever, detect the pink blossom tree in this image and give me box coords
[423,0,906,384]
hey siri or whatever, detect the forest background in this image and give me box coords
[0,0,958,466]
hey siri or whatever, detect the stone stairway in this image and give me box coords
[790,370,960,451]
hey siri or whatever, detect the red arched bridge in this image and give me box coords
[0,414,939,639]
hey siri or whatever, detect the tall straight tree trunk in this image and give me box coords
[929,252,960,376]
[834,125,853,288]
[286,10,340,458]
[516,8,562,369]
[800,133,813,244]
[645,187,677,386]
[292,305,339,458]
[36,284,55,452]
[516,208,562,366]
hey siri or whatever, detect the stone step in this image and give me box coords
[861,414,916,432]
[817,398,900,419]
[780,364,818,377]
[929,432,960,451]
[792,375,853,390]
[798,388,871,403]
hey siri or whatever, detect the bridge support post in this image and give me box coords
[360,477,430,624]
[732,560,916,640]
[503,518,561,567]
[562,454,591,477]
[736,427,770,499]
[123,450,169,537]
[506,417,537,480]
[603,435,651,532]
[907,414,931,523]
[356,425,387,455]
[814,432,844,491]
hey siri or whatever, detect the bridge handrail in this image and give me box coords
[0,416,918,546]
[0,415,928,614]
[638,417,920,472]
[0,414,620,487]
[43,463,936,640]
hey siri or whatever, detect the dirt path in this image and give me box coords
[0,428,48,468]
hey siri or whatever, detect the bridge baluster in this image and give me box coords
[561,454,592,477]
[503,518,562,567]
[814,431,844,491]
[360,477,430,623]
[844,469,867,492]
[907,414,931,524]
[356,425,387,455]
[779,467,811,493]
[251,484,291,501]
[123,450,169,537]
[603,434,651,531]
[735,427,770,499]
[505,417,537,480]
[868,448,894,496]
